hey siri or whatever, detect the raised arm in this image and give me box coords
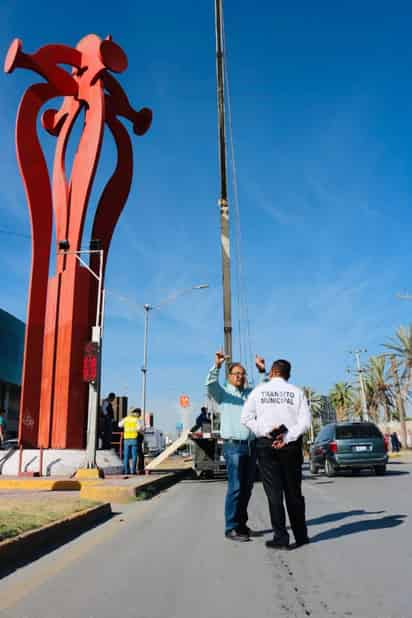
[255,355,268,383]
[205,351,226,404]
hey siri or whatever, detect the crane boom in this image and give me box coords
[214,0,232,371]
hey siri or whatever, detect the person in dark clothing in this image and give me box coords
[135,409,145,474]
[191,406,210,432]
[391,432,401,453]
[241,358,311,550]
[101,392,115,449]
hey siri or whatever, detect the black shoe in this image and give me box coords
[265,538,290,550]
[290,538,310,549]
[225,529,250,542]
[237,525,257,537]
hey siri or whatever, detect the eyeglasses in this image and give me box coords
[230,372,246,377]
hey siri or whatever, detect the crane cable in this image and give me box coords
[221,19,255,384]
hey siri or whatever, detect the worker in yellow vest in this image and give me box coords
[119,408,144,475]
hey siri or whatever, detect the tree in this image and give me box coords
[329,383,353,422]
[384,326,412,448]
[302,387,323,418]
[364,355,394,423]
[302,386,324,438]
[384,325,412,399]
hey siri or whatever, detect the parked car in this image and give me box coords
[309,422,388,477]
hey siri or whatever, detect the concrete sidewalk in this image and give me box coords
[388,450,412,462]
[0,456,192,502]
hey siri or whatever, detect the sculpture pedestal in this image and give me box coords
[0,449,123,477]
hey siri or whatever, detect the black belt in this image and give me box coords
[223,438,251,444]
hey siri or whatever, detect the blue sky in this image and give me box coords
[1,1,412,435]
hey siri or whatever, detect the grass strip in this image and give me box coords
[0,499,100,541]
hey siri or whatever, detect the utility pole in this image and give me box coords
[350,349,368,422]
[141,303,152,422]
[390,355,408,449]
[214,0,232,372]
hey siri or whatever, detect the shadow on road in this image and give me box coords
[307,469,410,479]
[309,513,407,543]
[0,510,116,580]
[307,509,385,526]
[182,477,227,485]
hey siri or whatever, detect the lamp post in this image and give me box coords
[58,239,104,469]
[140,284,209,422]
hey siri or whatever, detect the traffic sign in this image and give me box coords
[83,342,99,382]
[179,394,190,408]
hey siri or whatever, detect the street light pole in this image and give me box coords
[140,284,209,424]
[58,241,104,469]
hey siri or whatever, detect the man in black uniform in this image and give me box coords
[101,392,115,449]
[241,359,311,549]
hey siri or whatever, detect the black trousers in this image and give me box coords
[102,416,113,449]
[137,434,145,473]
[257,437,308,544]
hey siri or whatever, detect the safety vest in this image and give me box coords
[123,416,139,440]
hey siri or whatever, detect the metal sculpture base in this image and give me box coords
[0,449,123,477]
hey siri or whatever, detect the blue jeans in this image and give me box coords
[123,439,137,474]
[223,440,256,533]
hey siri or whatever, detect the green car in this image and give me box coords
[309,422,388,477]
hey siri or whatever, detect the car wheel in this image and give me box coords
[352,468,361,475]
[325,458,336,477]
[309,461,319,474]
[375,465,386,476]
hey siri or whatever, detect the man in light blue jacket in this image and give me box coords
[206,351,266,542]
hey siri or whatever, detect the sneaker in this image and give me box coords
[265,538,290,550]
[225,529,250,542]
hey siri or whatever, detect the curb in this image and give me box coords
[0,479,81,491]
[0,502,112,571]
[80,469,190,503]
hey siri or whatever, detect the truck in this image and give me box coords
[144,427,166,456]
[189,398,226,478]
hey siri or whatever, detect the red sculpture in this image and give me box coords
[5,35,152,448]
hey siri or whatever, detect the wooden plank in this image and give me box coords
[145,429,190,471]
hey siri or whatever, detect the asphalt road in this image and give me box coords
[0,461,410,618]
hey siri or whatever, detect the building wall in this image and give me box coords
[0,309,25,438]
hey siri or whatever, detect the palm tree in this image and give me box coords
[365,355,394,422]
[302,386,324,438]
[329,382,353,422]
[302,387,323,418]
[384,325,412,399]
